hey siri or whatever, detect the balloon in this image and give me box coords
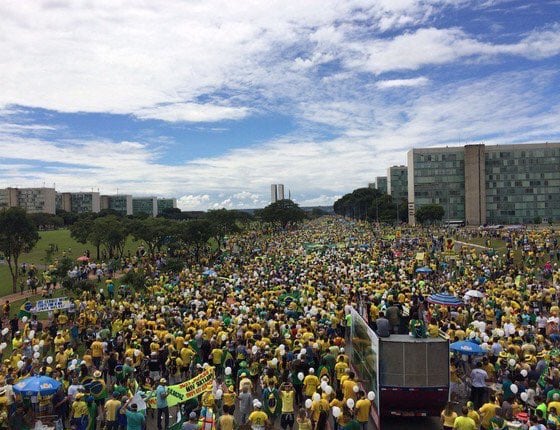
[271,358,278,366]
[325,386,333,395]
[215,389,223,400]
[72,359,78,366]
[46,356,53,364]
[298,372,304,381]
[353,385,360,393]
[300,349,307,355]
[33,352,40,359]
[508,358,516,367]
[332,406,341,418]
[520,369,528,377]
[17,360,24,369]
[312,393,320,402]
[22,316,28,323]
[225,367,232,376]
[252,346,258,354]
[368,391,376,401]
[305,399,312,409]
[221,334,227,342]
[0,342,6,350]
[1,328,9,336]
[320,381,328,391]
[39,340,44,347]
[520,392,528,402]
[510,384,518,394]
[28,330,35,339]
[346,398,355,409]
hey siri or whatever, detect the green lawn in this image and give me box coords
[0,229,142,297]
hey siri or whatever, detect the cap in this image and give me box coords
[159,378,167,384]
[189,412,197,419]
[93,370,102,378]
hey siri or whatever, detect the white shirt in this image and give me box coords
[470,368,488,388]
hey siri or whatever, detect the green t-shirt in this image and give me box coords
[125,410,145,430]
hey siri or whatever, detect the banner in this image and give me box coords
[145,368,215,409]
[32,297,72,313]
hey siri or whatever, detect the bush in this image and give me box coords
[162,257,185,273]
[120,269,147,290]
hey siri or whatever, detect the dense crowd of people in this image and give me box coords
[0,217,559,430]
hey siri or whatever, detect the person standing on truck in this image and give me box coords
[470,361,489,408]
[374,312,391,337]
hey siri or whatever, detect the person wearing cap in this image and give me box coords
[119,396,145,430]
[182,412,199,430]
[71,392,89,430]
[156,378,169,430]
[238,385,253,424]
[247,401,268,430]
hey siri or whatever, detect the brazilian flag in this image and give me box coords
[18,301,33,319]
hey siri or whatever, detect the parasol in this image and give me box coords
[427,292,463,306]
[450,340,486,355]
[13,375,61,396]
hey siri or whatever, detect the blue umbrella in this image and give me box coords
[202,269,217,277]
[13,375,61,396]
[450,341,486,355]
[427,292,463,306]
[415,266,433,273]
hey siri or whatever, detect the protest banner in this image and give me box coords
[145,367,215,408]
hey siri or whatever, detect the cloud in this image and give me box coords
[135,103,250,123]
[375,77,429,88]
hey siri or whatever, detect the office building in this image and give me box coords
[133,197,157,217]
[270,184,278,203]
[0,187,56,214]
[375,176,388,194]
[100,194,133,216]
[387,166,408,203]
[407,143,560,225]
[56,192,100,213]
[157,198,178,215]
[277,184,285,201]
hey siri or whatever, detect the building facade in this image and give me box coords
[132,197,157,217]
[387,166,408,203]
[100,195,133,216]
[56,192,100,213]
[277,184,285,201]
[157,198,177,215]
[408,143,560,225]
[0,187,56,214]
[375,176,388,194]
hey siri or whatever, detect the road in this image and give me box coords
[383,416,440,429]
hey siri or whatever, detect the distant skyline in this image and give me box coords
[1,1,560,210]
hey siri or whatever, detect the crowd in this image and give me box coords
[0,217,559,430]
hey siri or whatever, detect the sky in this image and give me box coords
[1,0,560,210]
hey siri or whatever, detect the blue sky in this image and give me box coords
[1,0,559,210]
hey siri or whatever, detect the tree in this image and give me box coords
[415,204,445,225]
[0,208,40,292]
[204,209,241,247]
[256,199,307,227]
[129,217,174,255]
[334,188,383,219]
[176,219,214,262]
[94,216,129,259]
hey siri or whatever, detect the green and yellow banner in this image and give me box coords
[145,368,215,408]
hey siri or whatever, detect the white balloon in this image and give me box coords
[305,399,312,409]
[368,391,376,401]
[28,331,35,339]
[17,360,24,369]
[33,352,40,359]
[521,369,528,377]
[508,358,516,367]
[72,359,78,366]
[520,392,528,402]
[320,381,328,391]
[221,334,227,342]
[215,389,223,400]
[1,328,9,336]
[271,358,278,366]
[46,356,53,364]
[346,398,355,409]
[225,367,232,376]
[510,384,518,394]
[353,385,360,393]
[252,346,258,354]
[298,372,304,381]
[332,406,341,418]
[325,386,333,395]
[22,316,28,323]
[312,393,320,402]
[39,340,45,347]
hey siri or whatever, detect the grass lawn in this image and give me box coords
[0,229,142,297]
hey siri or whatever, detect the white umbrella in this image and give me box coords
[465,289,484,298]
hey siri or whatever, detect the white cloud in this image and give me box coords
[135,103,249,123]
[376,77,429,88]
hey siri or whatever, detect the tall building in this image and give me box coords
[387,166,408,203]
[277,184,285,201]
[56,192,100,213]
[375,176,388,194]
[407,143,560,225]
[0,187,56,214]
[271,184,278,203]
[157,198,177,215]
[132,197,157,217]
[100,195,133,216]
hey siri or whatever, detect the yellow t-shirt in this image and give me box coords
[479,403,499,428]
[441,411,457,427]
[303,375,319,396]
[91,341,104,358]
[355,398,371,423]
[105,399,121,421]
[218,414,235,430]
[248,410,268,426]
[280,391,294,413]
[453,416,476,430]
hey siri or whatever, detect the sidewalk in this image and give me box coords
[0,283,63,307]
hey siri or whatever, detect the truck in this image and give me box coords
[350,308,450,429]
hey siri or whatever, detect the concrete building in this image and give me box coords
[132,197,157,217]
[157,198,177,215]
[277,184,285,201]
[375,176,388,194]
[387,166,408,203]
[271,184,278,203]
[0,187,56,214]
[407,142,560,225]
[56,192,100,214]
[100,194,133,216]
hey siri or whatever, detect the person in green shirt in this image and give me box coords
[86,396,98,430]
[120,398,145,430]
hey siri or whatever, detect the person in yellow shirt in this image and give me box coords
[302,369,319,398]
[342,372,358,401]
[104,392,121,429]
[454,406,477,430]
[247,403,268,429]
[71,393,89,429]
[479,396,500,430]
[91,337,104,368]
[441,401,458,430]
[217,409,236,430]
[355,391,371,429]
[222,385,236,415]
[279,383,295,430]
[466,401,480,428]
[334,357,349,389]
